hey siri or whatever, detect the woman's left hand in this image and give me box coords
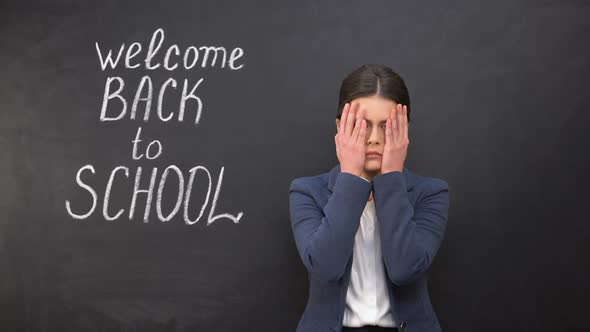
[380,103,409,174]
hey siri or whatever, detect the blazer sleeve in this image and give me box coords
[288,172,372,282]
[372,171,450,286]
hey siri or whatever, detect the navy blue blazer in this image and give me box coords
[288,163,450,332]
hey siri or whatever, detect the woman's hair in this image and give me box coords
[337,64,411,123]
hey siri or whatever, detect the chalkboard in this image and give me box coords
[1,1,589,331]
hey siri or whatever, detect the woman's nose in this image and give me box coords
[367,126,381,143]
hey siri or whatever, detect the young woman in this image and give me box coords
[288,64,450,332]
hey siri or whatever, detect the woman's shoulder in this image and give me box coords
[289,170,330,193]
[289,165,449,195]
[405,168,450,194]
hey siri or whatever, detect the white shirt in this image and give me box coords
[342,176,396,327]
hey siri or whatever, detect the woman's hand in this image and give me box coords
[380,103,409,174]
[335,101,368,177]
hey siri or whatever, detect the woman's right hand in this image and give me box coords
[335,101,367,177]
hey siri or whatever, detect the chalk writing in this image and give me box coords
[65,28,245,225]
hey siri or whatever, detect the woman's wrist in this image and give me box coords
[340,168,362,177]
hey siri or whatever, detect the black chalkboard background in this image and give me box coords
[2,1,589,331]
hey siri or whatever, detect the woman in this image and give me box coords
[288,64,450,332]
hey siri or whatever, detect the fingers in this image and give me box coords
[339,102,349,135]
[358,118,367,144]
[391,104,399,142]
[352,107,366,144]
[402,105,408,142]
[340,101,369,145]
[396,103,404,142]
[345,102,358,137]
[385,109,392,146]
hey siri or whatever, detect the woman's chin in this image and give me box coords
[364,160,381,171]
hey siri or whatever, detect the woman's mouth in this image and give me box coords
[366,152,382,158]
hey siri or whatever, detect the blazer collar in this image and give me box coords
[327,163,416,192]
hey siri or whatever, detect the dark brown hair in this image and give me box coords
[337,64,411,123]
